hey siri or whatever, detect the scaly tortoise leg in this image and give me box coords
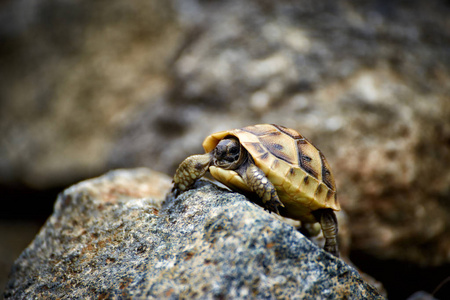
[314,208,339,257]
[237,160,284,215]
[172,153,212,196]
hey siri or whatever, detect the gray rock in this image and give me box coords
[4,168,383,299]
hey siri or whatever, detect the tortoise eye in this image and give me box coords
[229,145,239,155]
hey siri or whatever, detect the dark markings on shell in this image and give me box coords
[320,152,335,190]
[272,124,304,140]
[273,143,284,150]
[303,176,309,184]
[316,184,323,195]
[271,159,279,169]
[265,142,295,165]
[289,168,295,176]
[265,131,283,137]
[296,139,308,144]
[260,152,270,160]
[242,126,271,136]
[327,189,334,200]
[270,152,294,165]
[247,142,266,154]
[297,140,319,178]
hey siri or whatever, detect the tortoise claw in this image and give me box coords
[171,184,181,198]
[264,194,283,215]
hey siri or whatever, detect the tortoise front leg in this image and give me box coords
[237,160,284,214]
[314,209,339,257]
[173,153,212,196]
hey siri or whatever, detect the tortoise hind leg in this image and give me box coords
[173,153,212,196]
[314,208,339,257]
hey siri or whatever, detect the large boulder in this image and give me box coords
[4,169,383,299]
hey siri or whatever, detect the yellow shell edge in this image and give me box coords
[209,166,251,193]
[202,124,341,220]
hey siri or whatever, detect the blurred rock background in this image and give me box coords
[0,0,449,299]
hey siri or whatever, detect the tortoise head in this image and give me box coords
[212,137,246,170]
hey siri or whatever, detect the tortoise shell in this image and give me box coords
[203,124,340,223]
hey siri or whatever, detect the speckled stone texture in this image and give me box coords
[4,169,383,299]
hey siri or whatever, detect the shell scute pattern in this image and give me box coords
[246,142,266,155]
[265,160,285,187]
[259,134,298,165]
[268,159,292,188]
[241,125,277,136]
[202,124,339,221]
[272,124,305,140]
[284,167,304,192]
[319,152,335,191]
[297,141,321,179]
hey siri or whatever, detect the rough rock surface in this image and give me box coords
[4,169,383,299]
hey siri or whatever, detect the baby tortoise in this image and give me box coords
[172,124,340,257]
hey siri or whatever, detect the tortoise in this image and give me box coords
[172,124,340,257]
